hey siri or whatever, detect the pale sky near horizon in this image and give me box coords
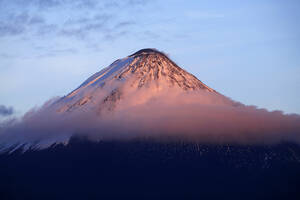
[0,0,299,117]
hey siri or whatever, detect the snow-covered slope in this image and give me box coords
[55,48,217,113]
[2,48,300,153]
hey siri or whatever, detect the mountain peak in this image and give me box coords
[56,49,216,112]
[129,48,165,57]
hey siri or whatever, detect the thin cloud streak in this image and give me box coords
[0,105,14,116]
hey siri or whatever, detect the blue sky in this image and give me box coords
[0,0,299,116]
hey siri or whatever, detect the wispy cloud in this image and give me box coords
[0,0,156,59]
[0,10,50,37]
[0,12,28,37]
[0,0,150,39]
[0,105,14,117]
[36,47,78,58]
[60,14,113,39]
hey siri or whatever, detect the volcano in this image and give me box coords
[1,49,300,200]
[1,48,300,151]
[55,48,218,113]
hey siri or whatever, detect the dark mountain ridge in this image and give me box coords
[1,139,300,200]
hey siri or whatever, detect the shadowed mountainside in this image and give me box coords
[0,139,300,200]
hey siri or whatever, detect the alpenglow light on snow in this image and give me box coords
[1,48,300,152]
[54,48,218,113]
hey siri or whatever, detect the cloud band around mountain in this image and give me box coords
[0,90,300,152]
